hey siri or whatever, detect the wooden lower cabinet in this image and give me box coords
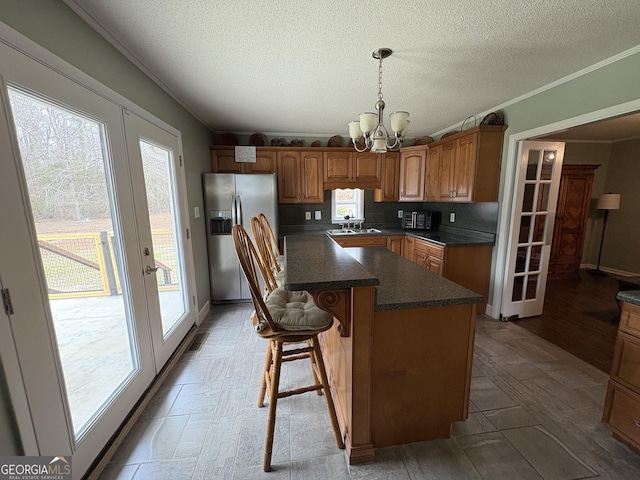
[411,237,492,314]
[331,236,387,248]
[386,235,404,256]
[603,300,640,454]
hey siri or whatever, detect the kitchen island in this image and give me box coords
[284,234,482,464]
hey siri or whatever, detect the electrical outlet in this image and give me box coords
[397,209,403,218]
[450,212,455,223]
[194,206,200,218]
[315,211,321,220]
[305,212,312,220]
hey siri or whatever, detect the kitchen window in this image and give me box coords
[331,188,364,222]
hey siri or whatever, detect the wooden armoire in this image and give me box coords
[548,164,600,278]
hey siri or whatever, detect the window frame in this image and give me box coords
[331,188,364,223]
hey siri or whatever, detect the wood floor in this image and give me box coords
[513,270,634,373]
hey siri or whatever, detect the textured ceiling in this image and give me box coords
[63,0,640,139]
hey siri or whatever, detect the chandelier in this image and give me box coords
[348,48,409,153]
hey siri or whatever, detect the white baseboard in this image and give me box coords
[197,301,211,325]
[580,264,640,277]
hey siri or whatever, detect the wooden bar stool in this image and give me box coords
[232,224,344,471]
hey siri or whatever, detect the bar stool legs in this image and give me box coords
[259,335,344,472]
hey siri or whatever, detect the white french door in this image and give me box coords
[501,141,565,318]
[0,37,194,478]
[123,111,196,368]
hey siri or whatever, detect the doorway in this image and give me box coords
[0,38,195,478]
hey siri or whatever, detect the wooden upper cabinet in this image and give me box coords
[399,146,427,201]
[425,145,441,202]
[323,151,381,189]
[276,150,300,204]
[276,150,323,204]
[211,147,276,174]
[374,152,400,202]
[425,125,507,203]
[451,133,477,202]
[300,151,324,203]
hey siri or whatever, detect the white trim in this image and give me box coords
[580,264,640,278]
[430,44,640,138]
[197,301,210,326]
[490,98,640,319]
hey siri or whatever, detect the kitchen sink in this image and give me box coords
[327,228,382,235]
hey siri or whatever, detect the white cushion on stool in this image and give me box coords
[265,287,332,331]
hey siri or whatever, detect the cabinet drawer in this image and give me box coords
[612,332,640,393]
[603,382,640,447]
[414,239,444,259]
[620,302,640,337]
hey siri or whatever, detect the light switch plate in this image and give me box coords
[450,212,455,222]
[315,211,321,220]
[398,210,403,218]
[194,206,200,218]
[305,212,311,220]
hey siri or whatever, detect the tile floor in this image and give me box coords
[99,304,640,479]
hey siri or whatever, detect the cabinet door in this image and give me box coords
[276,151,301,204]
[425,146,440,202]
[353,152,381,187]
[211,150,243,173]
[403,236,415,260]
[386,235,404,255]
[244,151,276,174]
[399,149,426,201]
[425,255,444,275]
[323,151,352,186]
[438,141,455,201]
[375,152,400,202]
[300,151,324,203]
[452,133,477,202]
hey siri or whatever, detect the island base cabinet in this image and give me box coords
[370,305,476,447]
[319,298,476,460]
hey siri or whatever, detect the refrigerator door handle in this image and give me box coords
[236,195,243,226]
[231,195,237,225]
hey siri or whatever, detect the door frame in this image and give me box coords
[0,21,198,475]
[491,98,640,319]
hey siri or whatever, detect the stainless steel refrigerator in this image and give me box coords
[203,173,279,302]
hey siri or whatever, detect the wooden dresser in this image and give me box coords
[603,293,640,454]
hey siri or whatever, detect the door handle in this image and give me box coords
[231,195,237,225]
[145,265,159,275]
[236,195,243,225]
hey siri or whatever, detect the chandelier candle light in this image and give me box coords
[348,48,409,153]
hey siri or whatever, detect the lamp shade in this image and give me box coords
[348,121,362,139]
[596,193,620,210]
[359,112,377,133]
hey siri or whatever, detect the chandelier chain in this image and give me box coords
[378,57,383,100]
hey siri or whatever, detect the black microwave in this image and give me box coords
[403,211,434,230]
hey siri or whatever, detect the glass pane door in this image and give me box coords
[501,141,565,318]
[139,139,186,335]
[6,88,146,438]
[124,112,195,369]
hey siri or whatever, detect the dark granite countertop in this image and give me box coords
[617,290,640,306]
[284,235,379,291]
[283,235,482,311]
[344,247,483,311]
[280,225,494,247]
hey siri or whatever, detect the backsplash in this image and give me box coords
[278,190,499,234]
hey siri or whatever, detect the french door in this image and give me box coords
[501,141,565,318]
[0,38,195,478]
